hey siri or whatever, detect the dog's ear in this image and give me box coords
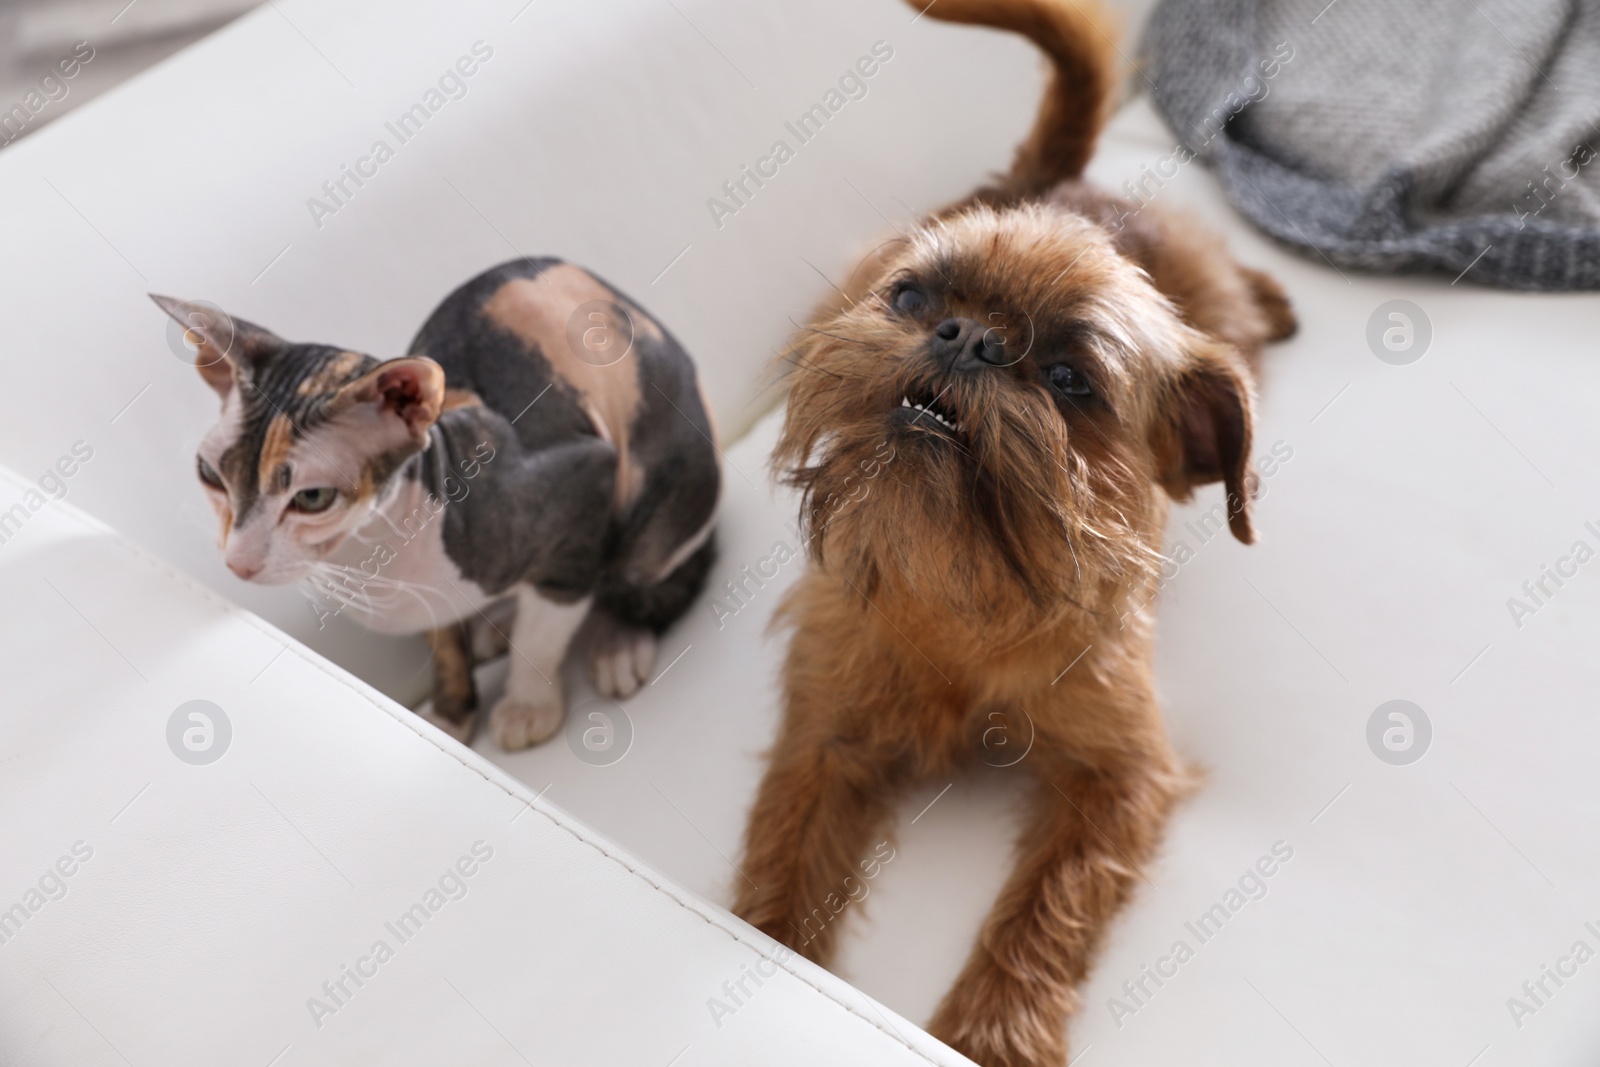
[1153,342,1256,544]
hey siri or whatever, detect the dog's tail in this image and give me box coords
[908,0,1121,198]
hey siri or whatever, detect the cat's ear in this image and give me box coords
[149,294,287,398]
[330,357,446,446]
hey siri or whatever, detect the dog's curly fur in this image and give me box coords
[732,2,1296,1065]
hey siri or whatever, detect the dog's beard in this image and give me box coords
[776,319,1163,637]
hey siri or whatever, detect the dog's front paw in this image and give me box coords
[489,692,565,751]
[929,957,1070,1067]
[589,620,656,698]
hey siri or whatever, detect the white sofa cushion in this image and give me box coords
[0,463,968,1065]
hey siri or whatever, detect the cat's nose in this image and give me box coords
[227,558,262,580]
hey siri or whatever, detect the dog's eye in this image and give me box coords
[892,284,927,314]
[196,455,223,489]
[1049,363,1092,398]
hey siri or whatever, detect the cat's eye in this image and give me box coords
[196,456,223,490]
[1049,363,1092,398]
[291,486,339,513]
[892,284,927,314]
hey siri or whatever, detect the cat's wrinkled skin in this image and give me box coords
[157,257,719,748]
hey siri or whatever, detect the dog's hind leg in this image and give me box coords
[927,753,1184,1067]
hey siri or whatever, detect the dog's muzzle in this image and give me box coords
[930,316,1008,372]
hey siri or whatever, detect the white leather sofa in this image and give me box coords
[4,0,1599,1063]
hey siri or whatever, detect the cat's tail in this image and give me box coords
[907,0,1121,197]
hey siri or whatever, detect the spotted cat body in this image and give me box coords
[158,257,720,747]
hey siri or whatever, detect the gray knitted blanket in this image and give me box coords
[1141,0,1600,289]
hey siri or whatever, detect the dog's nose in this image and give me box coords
[931,317,1006,369]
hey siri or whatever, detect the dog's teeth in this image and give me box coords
[902,396,965,433]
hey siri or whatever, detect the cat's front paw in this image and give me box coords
[489,693,565,751]
[590,620,657,698]
[419,705,477,745]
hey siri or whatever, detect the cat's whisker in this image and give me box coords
[298,580,355,616]
[302,564,380,615]
[313,580,367,611]
[305,563,358,591]
[390,583,444,632]
[303,561,452,624]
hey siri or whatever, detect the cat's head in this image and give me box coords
[155,295,446,584]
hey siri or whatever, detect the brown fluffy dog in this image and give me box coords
[732,1,1296,1065]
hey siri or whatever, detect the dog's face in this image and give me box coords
[777,204,1255,631]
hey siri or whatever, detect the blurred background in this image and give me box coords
[0,0,258,147]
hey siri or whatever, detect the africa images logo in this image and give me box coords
[1366,700,1430,766]
[167,700,232,765]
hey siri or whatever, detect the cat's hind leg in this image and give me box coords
[467,596,516,662]
[588,614,657,699]
[589,535,716,697]
[488,587,590,751]
[421,621,478,743]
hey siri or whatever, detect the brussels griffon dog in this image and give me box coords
[732,1,1296,1064]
